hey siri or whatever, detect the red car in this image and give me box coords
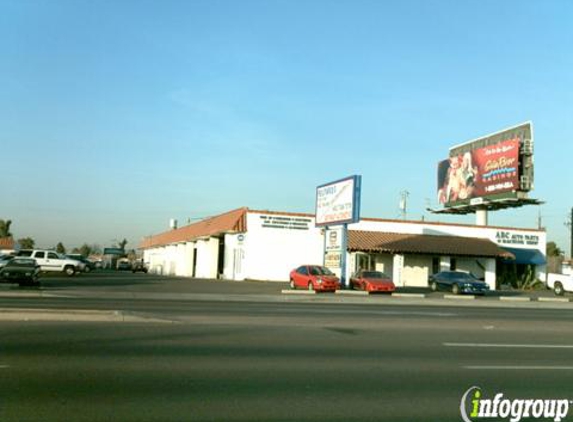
[350,270,395,293]
[289,265,340,292]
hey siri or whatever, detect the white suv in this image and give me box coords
[16,250,84,276]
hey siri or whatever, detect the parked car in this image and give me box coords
[350,270,395,293]
[131,259,148,273]
[547,273,573,296]
[66,254,96,273]
[429,271,489,295]
[0,256,40,286]
[117,260,132,271]
[289,265,340,292]
[16,249,84,276]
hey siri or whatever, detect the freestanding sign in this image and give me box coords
[315,175,361,227]
[316,175,361,288]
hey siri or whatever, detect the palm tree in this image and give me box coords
[0,220,12,238]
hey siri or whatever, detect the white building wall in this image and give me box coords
[402,256,432,287]
[242,212,323,281]
[175,243,187,276]
[223,234,246,281]
[195,238,219,279]
[165,245,178,275]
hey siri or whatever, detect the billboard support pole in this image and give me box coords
[322,226,328,267]
[570,207,573,259]
[340,223,349,289]
[476,208,488,226]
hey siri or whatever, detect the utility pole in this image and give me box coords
[567,207,573,259]
[399,191,409,220]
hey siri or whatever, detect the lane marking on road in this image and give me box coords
[464,366,573,370]
[444,343,573,349]
[0,365,10,369]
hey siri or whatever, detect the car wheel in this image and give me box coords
[308,282,314,292]
[452,284,460,295]
[430,281,438,292]
[289,279,295,289]
[84,266,91,273]
[64,266,76,276]
[554,282,564,296]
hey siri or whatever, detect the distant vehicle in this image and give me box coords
[0,254,14,269]
[117,260,132,271]
[66,254,96,273]
[16,249,84,276]
[289,265,340,292]
[0,257,40,286]
[350,270,395,293]
[131,259,148,273]
[547,273,573,296]
[429,271,489,295]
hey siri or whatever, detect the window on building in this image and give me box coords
[450,258,457,271]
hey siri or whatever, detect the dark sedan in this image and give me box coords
[429,271,489,295]
[0,257,40,286]
[66,254,96,272]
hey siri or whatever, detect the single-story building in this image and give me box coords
[140,207,547,290]
[0,237,15,254]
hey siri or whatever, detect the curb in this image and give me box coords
[444,295,475,300]
[538,297,570,303]
[392,293,427,298]
[281,290,316,295]
[0,308,175,323]
[335,290,368,296]
[499,296,531,302]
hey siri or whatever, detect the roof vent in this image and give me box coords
[169,219,178,230]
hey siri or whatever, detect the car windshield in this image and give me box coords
[309,266,334,276]
[361,271,388,279]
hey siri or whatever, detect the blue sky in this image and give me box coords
[1,0,572,254]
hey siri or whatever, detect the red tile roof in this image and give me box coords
[140,208,248,249]
[348,230,514,258]
[0,237,14,250]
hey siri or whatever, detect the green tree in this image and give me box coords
[79,244,93,257]
[18,237,35,249]
[0,219,12,237]
[117,238,128,250]
[55,242,66,254]
[547,241,564,257]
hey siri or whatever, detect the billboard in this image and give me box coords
[437,123,533,208]
[315,175,361,227]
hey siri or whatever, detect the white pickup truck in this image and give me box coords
[16,249,84,276]
[547,273,573,296]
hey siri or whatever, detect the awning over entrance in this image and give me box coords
[501,247,546,265]
[348,230,514,259]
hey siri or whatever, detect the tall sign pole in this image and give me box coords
[566,208,573,260]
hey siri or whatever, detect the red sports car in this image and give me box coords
[289,265,340,292]
[350,270,395,293]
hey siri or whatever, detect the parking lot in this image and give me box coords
[1,270,570,308]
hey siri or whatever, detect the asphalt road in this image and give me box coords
[1,273,573,422]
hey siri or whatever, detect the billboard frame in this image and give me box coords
[433,122,539,215]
